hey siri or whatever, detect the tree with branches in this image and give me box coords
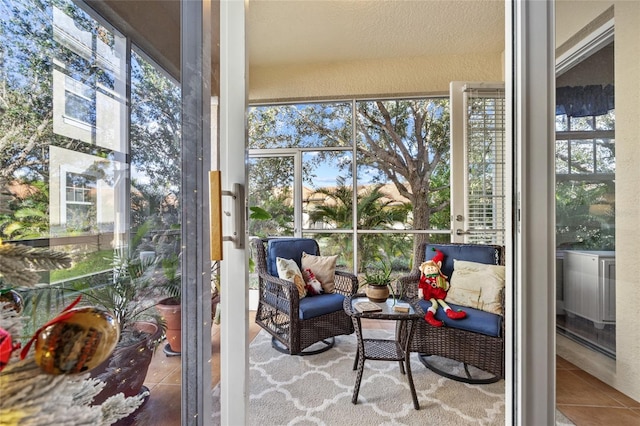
[248,99,451,270]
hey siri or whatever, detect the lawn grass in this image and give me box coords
[50,249,114,282]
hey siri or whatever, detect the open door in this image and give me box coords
[450,82,506,245]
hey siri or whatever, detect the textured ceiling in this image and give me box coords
[247,0,505,67]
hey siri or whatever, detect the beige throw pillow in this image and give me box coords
[447,260,505,315]
[301,252,337,293]
[276,257,307,298]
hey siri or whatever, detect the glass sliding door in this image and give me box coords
[1,0,189,423]
[555,3,620,411]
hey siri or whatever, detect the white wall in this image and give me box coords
[556,0,640,402]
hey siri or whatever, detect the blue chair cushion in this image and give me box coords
[299,293,345,320]
[267,238,320,277]
[418,300,502,337]
[425,243,501,278]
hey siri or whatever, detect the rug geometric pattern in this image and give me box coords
[212,329,575,425]
[246,329,505,425]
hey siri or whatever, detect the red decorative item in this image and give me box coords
[302,268,324,295]
[418,248,466,327]
[0,327,20,371]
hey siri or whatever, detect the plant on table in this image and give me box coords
[360,259,398,303]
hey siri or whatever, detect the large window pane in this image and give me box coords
[356,99,451,238]
[248,97,451,274]
[303,151,353,230]
[1,0,127,247]
[248,156,294,237]
[248,102,352,149]
[130,50,182,245]
[556,181,615,250]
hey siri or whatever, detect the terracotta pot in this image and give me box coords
[365,284,390,303]
[157,298,181,353]
[212,294,221,322]
[90,321,162,425]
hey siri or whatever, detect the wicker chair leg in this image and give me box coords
[271,337,335,356]
[418,354,501,384]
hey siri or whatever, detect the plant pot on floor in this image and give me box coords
[90,320,162,426]
[157,293,221,357]
[156,298,181,356]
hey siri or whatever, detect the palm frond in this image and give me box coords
[0,242,72,288]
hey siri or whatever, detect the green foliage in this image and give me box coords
[247,187,293,238]
[0,179,50,239]
[556,181,615,250]
[88,249,161,329]
[359,258,401,303]
[158,254,181,300]
[308,180,410,270]
[248,102,352,151]
[249,206,272,220]
[247,207,273,274]
[361,261,392,287]
[49,249,114,282]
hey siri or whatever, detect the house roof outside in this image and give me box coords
[302,182,411,206]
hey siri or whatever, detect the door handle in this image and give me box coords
[209,171,245,261]
[456,228,472,236]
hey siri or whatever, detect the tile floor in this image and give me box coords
[138,312,262,425]
[556,355,640,425]
[138,315,640,426]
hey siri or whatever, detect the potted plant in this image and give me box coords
[360,260,395,303]
[155,255,182,356]
[78,248,165,422]
[156,258,222,356]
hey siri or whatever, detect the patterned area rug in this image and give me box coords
[212,329,575,425]
[248,329,504,425]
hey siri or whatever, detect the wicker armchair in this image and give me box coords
[397,242,505,383]
[252,237,358,355]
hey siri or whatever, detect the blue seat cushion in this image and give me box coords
[425,243,501,278]
[299,293,345,320]
[418,300,502,337]
[267,238,320,277]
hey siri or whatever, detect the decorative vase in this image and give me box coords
[365,284,390,303]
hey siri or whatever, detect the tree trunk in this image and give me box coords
[411,202,431,272]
